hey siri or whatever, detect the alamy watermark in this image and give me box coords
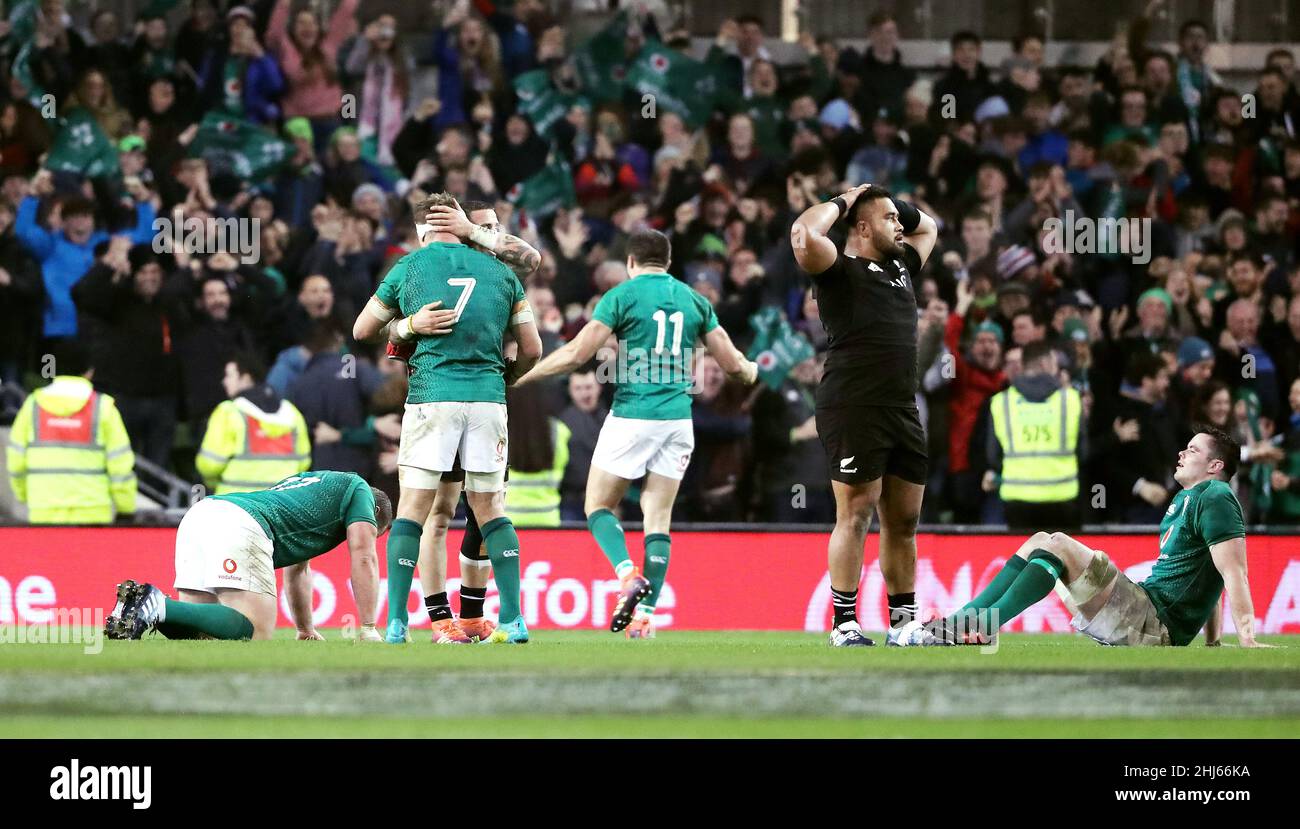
[0,607,105,654]
[1042,210,1151,265]
[152,213,261,264]
[595,342,707,393]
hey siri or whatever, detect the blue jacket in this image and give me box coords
[199,50,286,125]
[16,196,157,338]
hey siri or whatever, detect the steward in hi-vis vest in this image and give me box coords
[989,341,1083,531]
[7,343,136,523]
[197,353,310,495]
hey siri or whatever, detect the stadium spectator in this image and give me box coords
[288,322,384,479]
[176,273,260,436]
[266,0,359,153]
[197,351,310,494]
[931,31,994,124]
[16,172,157,343]
[0,201,41,386]
[557,369,608,522]
[751,355,831,522]
[504,382,570,527]
[684,353,752,521]
[71,243,184,469]
[6,340,135,524]
[341,13,414,168]
[197,6,286,126]
[1105,351,1179,522]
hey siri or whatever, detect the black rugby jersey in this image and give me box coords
[810,243,923,409]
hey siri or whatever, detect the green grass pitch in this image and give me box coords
[2,631,1298,738]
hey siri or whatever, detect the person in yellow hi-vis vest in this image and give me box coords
[6,342,137,523]
[503,384,571,527]
[197,352,311,494]
[987,339,1084,532]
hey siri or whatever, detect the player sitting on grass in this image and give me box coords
[891,426,1273,648]
[354,193,541,644]
[515,229,758,636]
[106,471,392,641]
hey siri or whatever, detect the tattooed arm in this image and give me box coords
[426,204,541,278]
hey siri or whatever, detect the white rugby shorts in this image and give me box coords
[591,414,694,481]
[173,498,277,596]
[398,401,508,492]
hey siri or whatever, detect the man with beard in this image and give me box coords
[791,184,938,646]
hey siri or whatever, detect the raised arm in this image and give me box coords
[1210,537,1271,647]
[791,185,868,275]
[514,318,611,386]
[703,325,758,384]
[426,204,541,279]
[901,201,939,266]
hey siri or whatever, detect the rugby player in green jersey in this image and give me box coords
[105,471,393,641]
[515,229,759,636]
[354,193,542,644]
[891,426,1274,648]
[355,200,542,644]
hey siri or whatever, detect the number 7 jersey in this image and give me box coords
[592,272,719,420]
[374,242,526,404]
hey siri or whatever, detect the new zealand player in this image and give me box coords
[791,185,938,646]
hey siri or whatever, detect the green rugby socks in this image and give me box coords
[950,550,1064,636]
[386,518,421,626]
[159,599,254,640]
[588,509,635,578]
[482,517,523,621]
[641,533,671,615]
[962,555,1028,611]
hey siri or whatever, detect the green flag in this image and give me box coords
[10,40,46,107]
[188,112,292,182]
[746,307,816,390]
[7,0,37,42]
[45,108,120,179]
[505,160,575,219]
[572,11,634,104]
[624,42,723,129]
[513,70,588,141]
[9,2,45,107]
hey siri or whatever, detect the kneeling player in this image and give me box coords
[106,471,392,641]
[893,427,1271,648]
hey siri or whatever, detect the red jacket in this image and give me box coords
[944,313,1007,474]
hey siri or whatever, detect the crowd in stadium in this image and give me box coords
[1,0,1299,526]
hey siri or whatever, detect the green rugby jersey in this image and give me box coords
[212,471,377,568]
[591,272,719,420]
[375,242,525,404]
[1141,479,1244,645]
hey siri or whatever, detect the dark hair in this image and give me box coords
[1193,423,1240,481]
[868,10,895,28]
[461,199,493,214]
[1229,250,1266,272]
[1190,379,1229,425]
[1012,33,1042,54]
[60,196,96,220]
[1022,338,1055,369]
[962,209,993,225]
[627,229,671,268]
[1266,47,1294,66]
[303,319,345,355]
[228,351,267,384]
[50,339,92,377]
[371,487,394,533]
[1144,50,1176,72]
[950,30,980,49]
[1124,350,1167,386]
[1179,19,1209,40]
[1260,66,1287,83]
[846,185,894,224]
[736,14,764,28]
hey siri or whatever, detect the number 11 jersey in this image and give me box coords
[591,272,718,420]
